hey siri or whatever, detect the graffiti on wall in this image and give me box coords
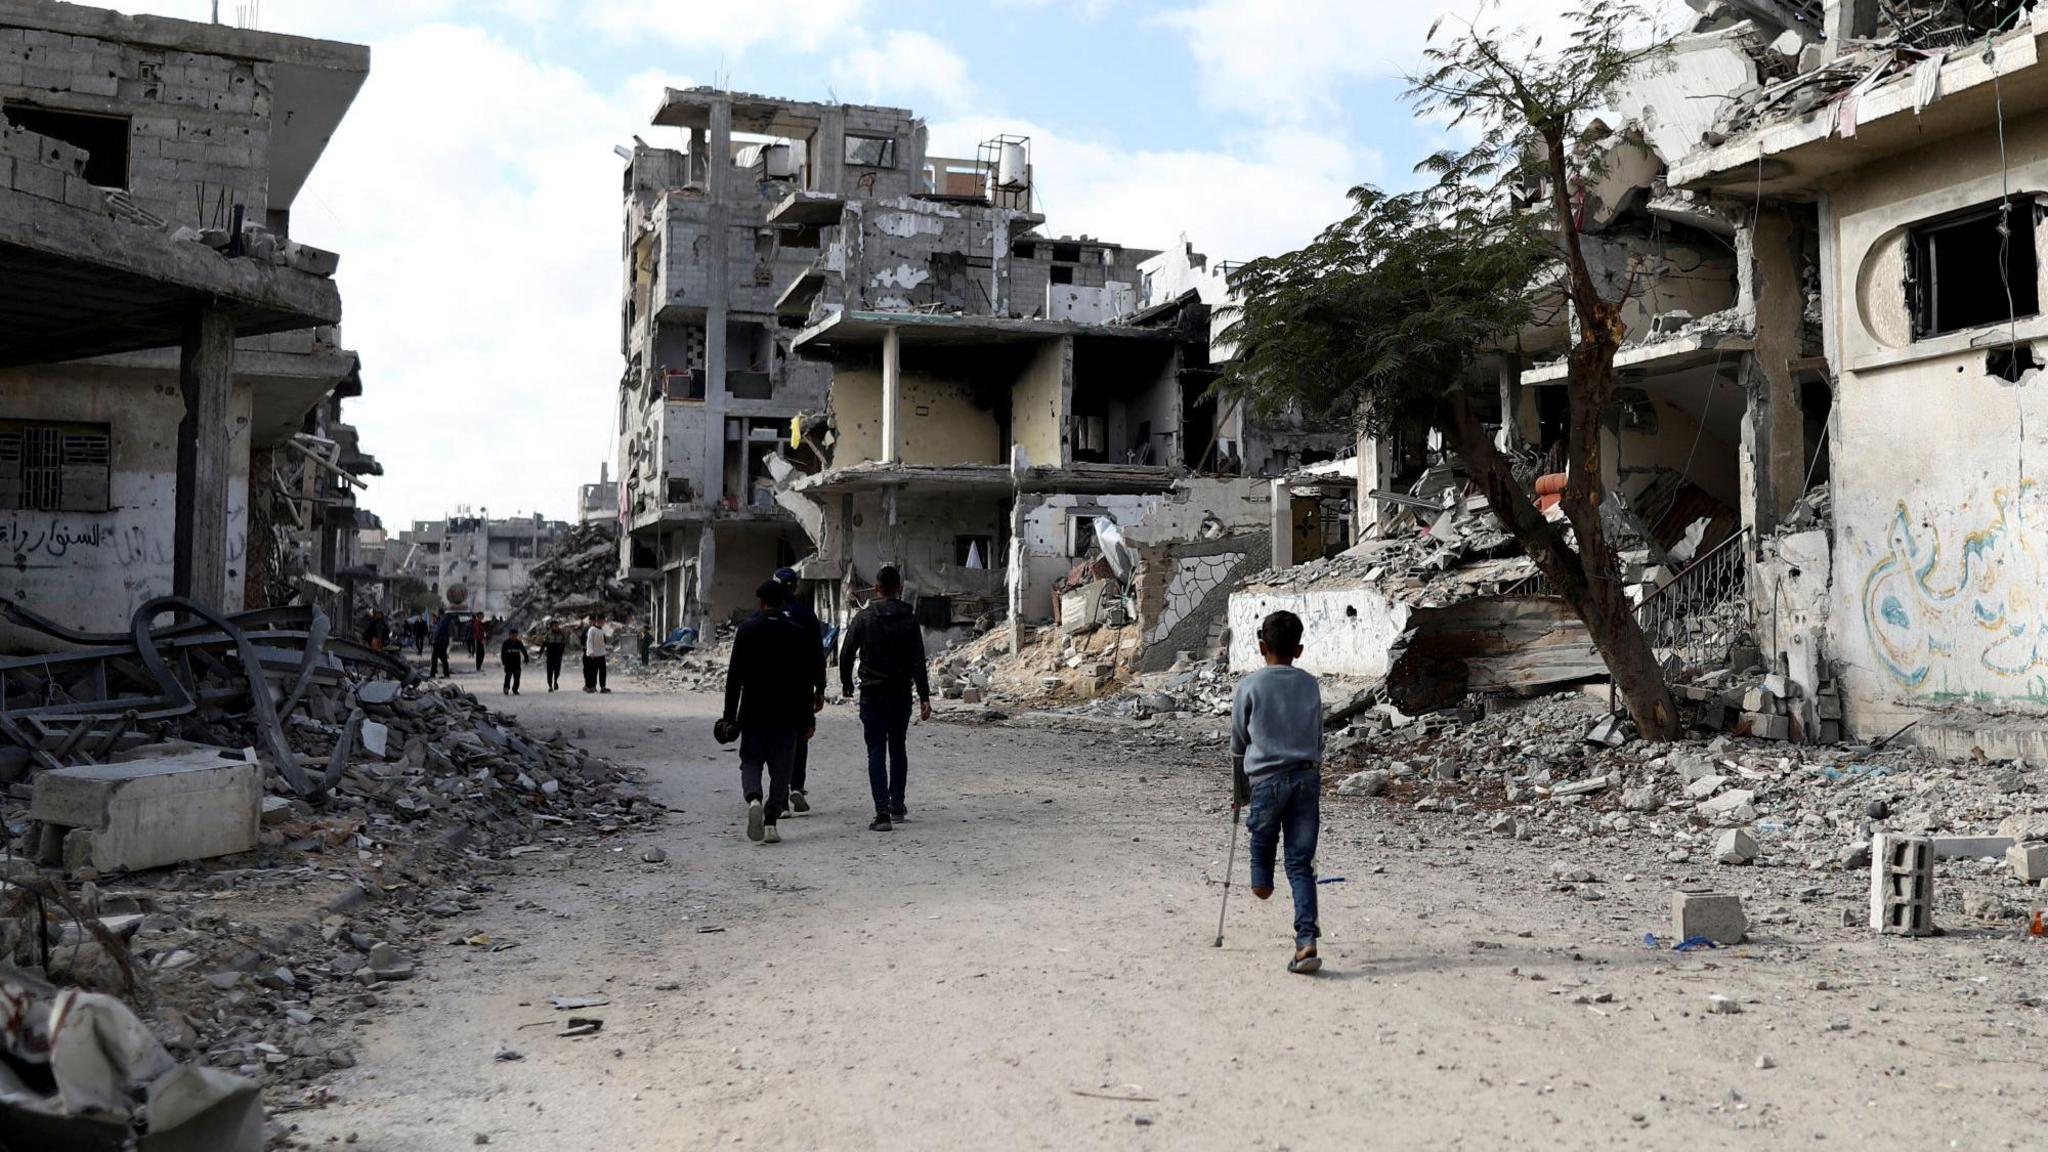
[1861,482,2048,694]
[2,515,164,567]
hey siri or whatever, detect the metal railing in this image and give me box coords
[1634,526,1751,667]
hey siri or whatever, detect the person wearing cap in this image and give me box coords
[720,579,826,844]
[838,565,931,832]
[775,566,824,815]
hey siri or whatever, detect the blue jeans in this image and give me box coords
[859,693,912,816]
[1247,764,1321,949]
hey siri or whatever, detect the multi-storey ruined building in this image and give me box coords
[619,88,1287,649]
[391,513,570,618]
[0,1,367,633]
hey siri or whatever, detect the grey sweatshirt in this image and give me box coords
[1230,665,1324,780]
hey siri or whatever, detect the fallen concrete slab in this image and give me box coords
[31,744,261,873]
[1385,597,1605,713]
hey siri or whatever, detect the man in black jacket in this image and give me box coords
[722,580,825,844]
[838,565,930,832]
[775,566,824,815]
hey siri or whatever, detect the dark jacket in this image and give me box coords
[839,596,929,702]
[785,594,823,648]
[501,638,528,667]
[724,609,827,730]
[431,615,452,649]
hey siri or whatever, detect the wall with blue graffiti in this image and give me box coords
[1818,109,2048,734]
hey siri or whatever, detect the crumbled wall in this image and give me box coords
[1226,582,1412,678]
[1134,532,1270,671]
[0,25,274,228]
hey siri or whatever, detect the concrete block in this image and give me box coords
[1870,834,1935,936]
[31,745,262,873]
[1699,788,1755,817]
[1932,835,2015,861]
[2007,842,2048,883]
[1716,828,1759,865]
[1737,712,1791,740]
[359,719,390,760]
[1672,891,1746,944]
[12,158,63,201]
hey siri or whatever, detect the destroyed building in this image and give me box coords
[388,512,572,617]
[0,1,368,643]
[616,88,1298,654]
[1230,0,2048,753]
[577,462,619,524]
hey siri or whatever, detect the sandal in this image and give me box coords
[1287,949,1322,975]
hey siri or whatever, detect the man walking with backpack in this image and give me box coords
[721,580,825,844]
[838,565,930,832]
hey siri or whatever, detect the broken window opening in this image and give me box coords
[1049,265,1074,286]
[1051,242,1082,263]
[1068,515,1098,558]
[843,134,896,169]
[0,420,112,513]
[1908,197,2040,339]
[2,103,130,188]
[1989,342,2043,383]
[954,535,994,568]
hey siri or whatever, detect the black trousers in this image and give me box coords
[583,656,607,691]
[430,644,451,677]
[503,661,522,694]
[545,652,563,689]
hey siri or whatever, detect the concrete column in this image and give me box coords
[1497,353,1525,451]
[696,525,716,633]
[703,98,733,509]
[1269,477,1294,569]
[1739,208,1809,536]
[174,306,235,610]
[881,325,902,464]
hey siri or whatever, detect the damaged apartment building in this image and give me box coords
[0,1,369,640]
[617,87,1300,654]
[1240,0,2048,758]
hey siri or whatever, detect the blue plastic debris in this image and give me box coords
[1673,935,1719,952]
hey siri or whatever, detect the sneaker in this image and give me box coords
[1287,948,1322,975]
[746,799,765,842]
[790,791,811,814]
[763,824,781,844]
[889,806,908,822]
[868,815,893,832]
[600,688,612,694]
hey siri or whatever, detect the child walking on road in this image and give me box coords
[1230,610,1324,974]
[501,628,528,696]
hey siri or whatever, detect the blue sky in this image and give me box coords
[118,0,1610,527]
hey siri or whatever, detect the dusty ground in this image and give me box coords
[283,671,2048,1150]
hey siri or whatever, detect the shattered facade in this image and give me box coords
[0,2,368,638]
[619,87,1284,651]
[389,513,571,617]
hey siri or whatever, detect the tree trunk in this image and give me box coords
[1444,392,1680,740]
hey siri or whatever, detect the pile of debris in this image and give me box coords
[1322,689,2048,925]
[504,519,638,633]
[0,602,648,1139]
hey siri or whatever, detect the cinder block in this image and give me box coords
[1672,891,1747,945]
[31,744,261,873]
[11,158,63,201]
[1870,834,1936,936]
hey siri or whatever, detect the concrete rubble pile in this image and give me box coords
[0,650,645,1140]
[1321,690,2048,928]
[503,519,638,633]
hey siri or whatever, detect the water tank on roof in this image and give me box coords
[997,142,1028,189]
[762,143,799,179]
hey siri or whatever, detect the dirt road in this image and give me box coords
[289,674,2048,1150]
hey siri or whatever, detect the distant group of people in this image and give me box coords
[719,564,930,844]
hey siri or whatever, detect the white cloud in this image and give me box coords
[1155,0,1689,121]
[279,26,685,526]
[585,0,867,55]
[928,117,1370,268]
[827,30,973,114]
